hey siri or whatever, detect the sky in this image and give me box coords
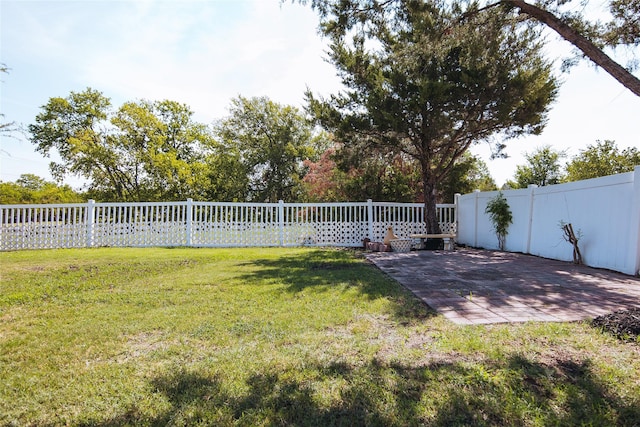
[1,0,639,193]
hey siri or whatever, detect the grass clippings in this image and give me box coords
[592,308,640,342]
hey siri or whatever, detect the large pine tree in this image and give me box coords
[307,0,557,232]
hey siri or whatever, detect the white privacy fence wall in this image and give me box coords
[456,166,640,276]
[0,200,457,251]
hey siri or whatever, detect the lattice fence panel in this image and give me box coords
[92,203,188,247]
[191,203,281,247]
[370,203,457,241]
[1,204,88,250]
[371,203,423,242]
[438,205,458,234]
[281,203,369,247]
[1,200,456,250]
[91,202,187,246]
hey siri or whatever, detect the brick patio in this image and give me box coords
[366,248,640,325]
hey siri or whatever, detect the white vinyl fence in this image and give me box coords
[457,166,640,276]
[0,199,457,251]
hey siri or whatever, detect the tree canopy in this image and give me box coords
[565,140,640,181]
[306,0,557,231]
[508,145,566,188]
[507,140,639,187]
[28,88,217,202]
[302,0,640,96]
[302,144,495,203]
[304,142,423,202]
[439,152,497,201]
[27,90,331,203]
[214,96,326,203]
[0,174,83,204]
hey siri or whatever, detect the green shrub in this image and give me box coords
[485,192,513,250]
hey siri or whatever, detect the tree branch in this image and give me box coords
[506,0,640,96]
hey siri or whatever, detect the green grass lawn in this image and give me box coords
[1,247,639,426]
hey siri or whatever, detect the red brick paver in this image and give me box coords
[366,248,640,325]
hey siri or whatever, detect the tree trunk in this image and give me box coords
[562,222,583,264]
[422,171,441,234]
[508,0,640,97]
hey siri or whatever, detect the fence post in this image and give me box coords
[628,166,640,276]
[278,200,285,246]
[86,199,95,248]
[525,184,538,254]
[473,190,480,248]
[0,206,4,250]
[454,193,460,241]
[186,198,193,247]
[367,199,374,241]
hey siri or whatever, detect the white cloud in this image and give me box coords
[68,0,341,122]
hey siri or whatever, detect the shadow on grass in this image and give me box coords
[81,353,640,427]
[236,248,436,323]
[236,249,379,292]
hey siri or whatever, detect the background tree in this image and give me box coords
[437,153,497,203]
[306,0,557,232]
[301,146,347,201]
[565,140,640,181]
[29,88,217,202]
[302,145,494,203]
[340,154,420,202]
[107,99,215,201]
[330,143,421,202]
[204,147,250,202]
[215,96,325,202]
[0,174,83,204]
[302,143,420,202]
[508,145,566,188]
